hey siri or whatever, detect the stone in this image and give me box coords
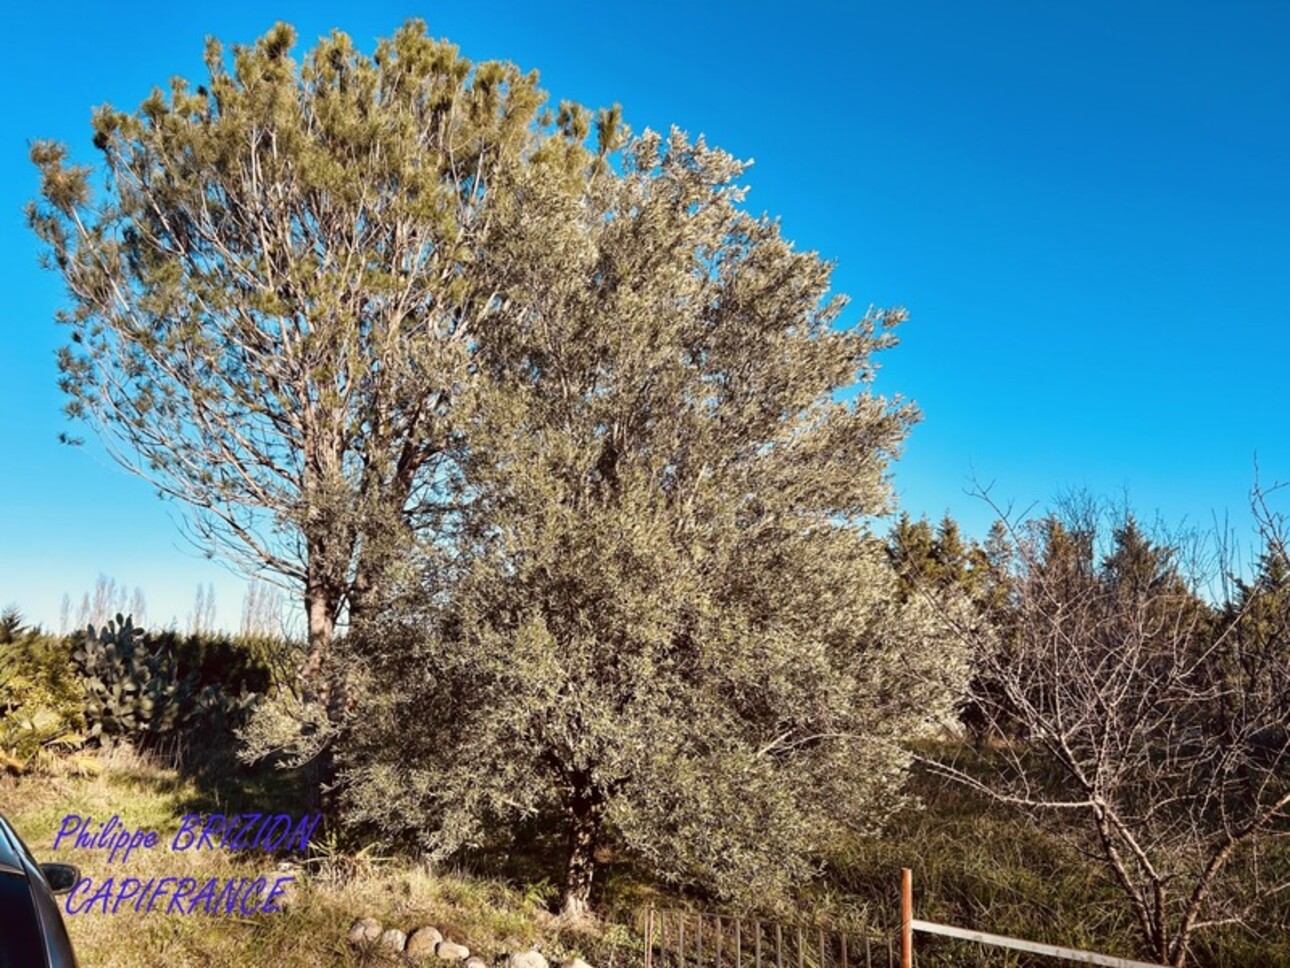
[560,960,593,968]
[346,917,382,945]
[380,928,408,952]
[436,940,471,960]
[265,870,298,912]
[407,926,446,958]
[464,959,489,968]
[506,951,549,968]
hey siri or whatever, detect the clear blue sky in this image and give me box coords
[3,1,1287,631]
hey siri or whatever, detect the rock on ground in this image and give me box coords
[435,940,471,960]
[346,917,382,945]
[407,926,445,958]
[380,928,408,952]
[506,950,549,968]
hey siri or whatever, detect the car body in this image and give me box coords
[0,813,80,968]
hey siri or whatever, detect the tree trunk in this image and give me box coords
[301,575,338,814]
[560,778,605,921]
[348,566,376,632]
[302,579,336,700]
[347,490,418,633]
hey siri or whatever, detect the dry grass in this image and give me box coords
[0,748,628,968]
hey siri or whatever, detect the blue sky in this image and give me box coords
[3,1,1287,631]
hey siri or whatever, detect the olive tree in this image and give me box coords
[340,127,972,917]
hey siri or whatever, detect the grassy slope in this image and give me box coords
[0,748,638,968]
[4,749,1283,968]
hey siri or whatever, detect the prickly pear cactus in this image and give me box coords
[71,614,194,741]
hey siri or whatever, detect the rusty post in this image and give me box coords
[900,868,913,968]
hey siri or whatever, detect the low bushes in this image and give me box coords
[0,626,87,773]
[1,606,279,772]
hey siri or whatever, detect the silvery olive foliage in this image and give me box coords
[340,127,973,914]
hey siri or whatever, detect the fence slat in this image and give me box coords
[638,908,906,968]
[910,919,1168,968]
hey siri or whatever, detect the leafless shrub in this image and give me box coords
[921,485,1290,967]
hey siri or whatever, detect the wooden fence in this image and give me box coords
[638,870,1171,968]
[643,906,897,968]
[898,868,1169,968]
